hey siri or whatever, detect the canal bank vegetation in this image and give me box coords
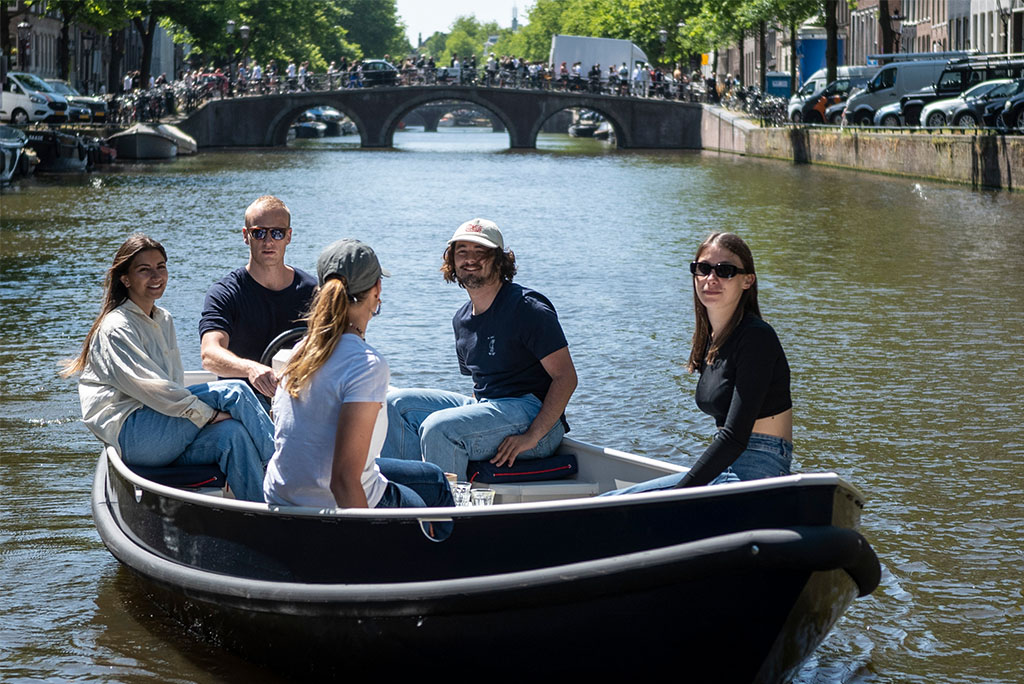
[2,0,410,86]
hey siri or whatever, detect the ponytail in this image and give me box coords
[281,278,353,398]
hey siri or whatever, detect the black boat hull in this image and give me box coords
[92,444,879,680]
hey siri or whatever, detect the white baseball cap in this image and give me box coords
[448,218,504,250]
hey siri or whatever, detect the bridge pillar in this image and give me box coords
[419,109,442,132]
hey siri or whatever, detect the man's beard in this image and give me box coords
[458,272,490,289]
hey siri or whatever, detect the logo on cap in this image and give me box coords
[465,224,483,233]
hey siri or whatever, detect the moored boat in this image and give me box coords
[106,123,178,160]
[292,120,328,138]
[93,410,880,679]
[24,128,89,172]
[154,124,197,155]
[0,124,28,183]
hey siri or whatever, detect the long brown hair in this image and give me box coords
[440,245,517,286]
[61,235,167,377]
[281,276,374,398]
[686,232,761,373]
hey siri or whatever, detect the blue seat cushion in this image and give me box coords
[127,463,227,489]
[467,452,578,484]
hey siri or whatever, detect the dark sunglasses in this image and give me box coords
[248,227,289,241]
[689,261,748,279]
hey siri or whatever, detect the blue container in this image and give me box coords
[764,72,791,97]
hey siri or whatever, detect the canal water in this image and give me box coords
[2,128,1022,683]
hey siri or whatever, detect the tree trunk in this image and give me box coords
[108,29,124,93]
[759,20,767,93]
[790,17,798,95]
[59,21,71,81]
[134,14,158,88]
[825,0,838,84]
[738,29,745,86]
[878,0,895,56]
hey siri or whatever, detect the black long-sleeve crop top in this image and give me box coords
[679,312,791,487]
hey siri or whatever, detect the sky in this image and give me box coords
[395,0,523,47]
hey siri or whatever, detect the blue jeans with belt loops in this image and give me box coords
[602,433,794,495]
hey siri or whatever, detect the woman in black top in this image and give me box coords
[607,232,792,494]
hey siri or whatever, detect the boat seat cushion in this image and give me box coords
[467,452,577,483]
[127,463,227,490]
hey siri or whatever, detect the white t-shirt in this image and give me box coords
[264,334,389,508]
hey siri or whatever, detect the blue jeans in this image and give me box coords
[118,380,275,502]
[375,458,454,508]
[380,388,565,479]
[602,433,794,495]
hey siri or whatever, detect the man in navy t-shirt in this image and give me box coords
[381,218,578,479]
[199,196,316,401]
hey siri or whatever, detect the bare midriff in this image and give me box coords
[719,408,793,442]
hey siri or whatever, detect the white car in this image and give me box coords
[1,72,70,124]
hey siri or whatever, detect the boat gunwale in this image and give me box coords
[95,453,870,606]
[101,441,866,519]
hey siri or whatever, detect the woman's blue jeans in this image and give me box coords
[375,458,454,508]
[380,388,565,479]
[602,433,794,495]
[118,380,275,502]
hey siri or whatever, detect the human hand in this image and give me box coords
[247,363,279,397]
[209,410,231,425]
[492,432,540,468]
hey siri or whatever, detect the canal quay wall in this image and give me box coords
[700,105,1024,190]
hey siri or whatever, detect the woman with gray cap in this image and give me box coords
[263,239,453,509]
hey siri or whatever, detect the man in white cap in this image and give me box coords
[381,219,578,480]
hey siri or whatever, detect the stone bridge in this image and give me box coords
[177,85,703,149]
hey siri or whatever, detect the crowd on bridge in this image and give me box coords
[106,52,720,123]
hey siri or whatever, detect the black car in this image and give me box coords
[45,79,108,122]
[360,60,398,87]
[988,86,1024,130]
[799,77,870,124]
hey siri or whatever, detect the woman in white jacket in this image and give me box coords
[63,234,273,501]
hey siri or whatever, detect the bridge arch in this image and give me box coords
[265,99,367,146]
[533,100,630,148]
[380,91,515,147]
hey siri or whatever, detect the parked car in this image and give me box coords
[843,60,949,126]
[800,75,872,124]
[873,101,904,127]
[360,60,398,87]
[996,88,1024,130]
[788,66,876,122]
[898,56,1024,125]
[919,79,1011,127]
[975,78,1024,127]
[1,71,69,123]
[45,79,108,122]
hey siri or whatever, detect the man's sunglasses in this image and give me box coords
[689,261,748,279]
[247,227,289,241]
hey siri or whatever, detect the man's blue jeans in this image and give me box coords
[118,380,274,502]
[380,388,565,479]
[601,433,794,495]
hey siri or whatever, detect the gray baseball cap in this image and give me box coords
[316,238,390,291]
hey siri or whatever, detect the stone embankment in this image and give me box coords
[701,106,1023,191]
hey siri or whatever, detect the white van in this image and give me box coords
[843,60,948,125]
[789,66,877,122]
[1,72,70,124]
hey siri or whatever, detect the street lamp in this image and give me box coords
[888,9,906,53]
[995,0,1016,54]
[17,21,32,70]
[81,32,95,93]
